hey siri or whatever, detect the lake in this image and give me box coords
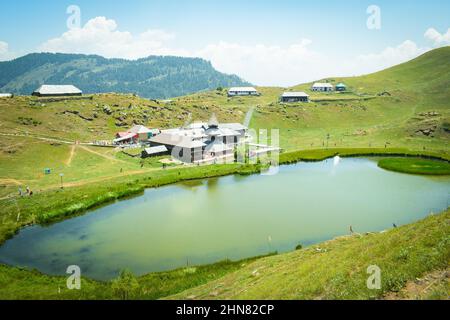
[0,158,448,280]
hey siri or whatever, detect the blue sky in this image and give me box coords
[1,0,449,85]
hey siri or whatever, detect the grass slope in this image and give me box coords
[169,210,450,300]
[378,158,450,175]
[0,47,449,300]
[0,210,447,300]
[0,255,270,300]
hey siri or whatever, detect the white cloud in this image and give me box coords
[35,17,445,86]
[195,40,332,86]
[351,40,429,75]
[0,41,18,61]
[38,16,188,59]
[0,41,8,54]
[424,28,450,46]
[195,39,432,86]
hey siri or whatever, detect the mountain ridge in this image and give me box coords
[0,52,250,99]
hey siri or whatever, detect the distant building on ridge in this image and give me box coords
[32,85,82,97]
[335,83,347,92]
[280,92,310,103]
[311,83,334,92]
[227,87,259,97]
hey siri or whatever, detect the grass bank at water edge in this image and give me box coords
[378,158,450,175]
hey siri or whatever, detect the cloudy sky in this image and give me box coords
[1,0,449,86]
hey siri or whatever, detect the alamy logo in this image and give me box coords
[366,5,381,30]
[366,265,381,290]
[66,5,81,30]
[66,265,81,290]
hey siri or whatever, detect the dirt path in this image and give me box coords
[0,165,185,201]
[0,132,74,144]
[383,268,449,300]
[243,106,254,127]
[66,145,76,166]
[78,145,129,164]
[0,178,23,186]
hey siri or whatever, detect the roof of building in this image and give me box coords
[162,127,207,139]
[185,122,247,132]
[143,145,168,155]
[113,132,136,143]
[219,123,247,131]
[128,125,154,134]
[33,85,82,95]
[208,114,219,128]
[228,87,258,92]
[0,93,13,98]
[312,82,334,88]
[336,83,347,87]
[150,133,206,149]
[117,131,134,137]
[281,91,310,98]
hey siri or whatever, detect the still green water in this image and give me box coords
[0,158,448,280]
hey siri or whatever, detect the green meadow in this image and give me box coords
[378,158,450,175]
[0,47,448,300]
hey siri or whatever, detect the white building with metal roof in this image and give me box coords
[228,87,259,96]
[280,92,310,103]
[32,85,82,97]
[311,83,334,92]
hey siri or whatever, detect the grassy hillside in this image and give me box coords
[0,210,447,300]
[0,48,449,146]
[0,48,447,200]
[0,47,448,300]
[252,46,450,151]
[0,53,250,99]
[169,209,449,300]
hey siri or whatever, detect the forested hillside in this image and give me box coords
[0,53,250,99]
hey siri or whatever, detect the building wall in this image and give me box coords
[32,92,83,97]
[311,87,333,92]
[228,91,258,96]
[281,97,309,103]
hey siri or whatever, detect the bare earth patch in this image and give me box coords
[383,268,449,300]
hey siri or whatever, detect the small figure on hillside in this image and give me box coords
[393,223,397,228]
[26,186,30,195]
[162,163,166,169]
[29,190,33,196]
[349,225,354,234]
[141,163,144,168]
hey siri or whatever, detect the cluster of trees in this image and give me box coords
[0,53,250,99]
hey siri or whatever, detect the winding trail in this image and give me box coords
[0,179,22,186]
[243,107,254,127]
[66,145,76,166]
[0,132,74,144]
[78,145,129,164]
[0,164,186,201]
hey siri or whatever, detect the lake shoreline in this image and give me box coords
[4,152,443,279]
[1,147,449,247]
